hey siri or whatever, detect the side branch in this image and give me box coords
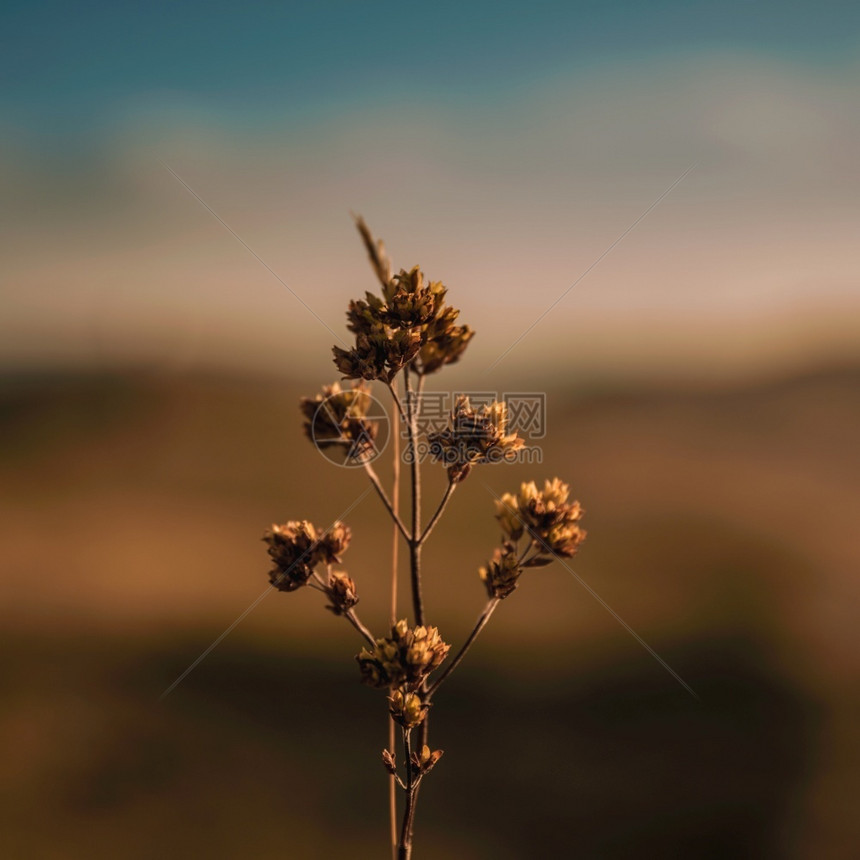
[363,460,411,542]
[344,607,377,648]
[385,381,407,423]
[426,598,501,698]
[419,480,456,545]
[311,569,377,647]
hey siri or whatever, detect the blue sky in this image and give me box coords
[4,1,859,136]
[2,2,860,379]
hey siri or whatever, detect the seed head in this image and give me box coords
[482,479,586,596]
[262,519,352,591]
[357,620,450,689]
[428,396,525,482]
[332,327,422,383]
[324,570,359,615]
[318,521,352,563]
[479,543,522,599]
[388,687,428,729]
[262,520,320,591]
[410,744,443,775]
[494,491,524,540]
[381,748,398,776]
[300,381,378,460]
[514,478,586,557]
[345,292,386,336]
[381,267,447,329]
[417,318,474,375]
[340,217,475,379]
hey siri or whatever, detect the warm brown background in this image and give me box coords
[2,360,858,858]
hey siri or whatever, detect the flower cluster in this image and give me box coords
[332,241,474,383]
[428,396,526,482]
[417,315,474,375]
[479,479,586,599]
[410,744,443,776]
[262,520,352,591]
[381,267,448,329]
[324,571,359,615]
[333,324,422,384]
[387,688,428,729]
[498,479,586,556]
[478,544,523,599]
[357,620,450,690]
[300,381,378,460]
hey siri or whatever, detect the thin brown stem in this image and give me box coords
[404,368,424,626]
[389,384,402,625]
[388,380,401,860]
[517,541,533,565]
[363,459,411,542]
[419,480,456,545]
[426,598,501,699]
[385,381,407,422]
[344,608,376,648]
[399,367,429,858]
[407,544,423,625]
[398,729,418,860]
[311,568,376,646]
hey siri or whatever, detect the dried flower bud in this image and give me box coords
[340,223,475,379]
[428,397,525,482]
[262,520,320,591]
[300,381,378,460]
[388,687,428,729]
[410,744,443,775]
[381,267,447,329]
[333,326,422,384]
[416,322,474,375]
[381,748,398,776]
[318,521,352,563]
[357,621,450,689]
[346,293,386,336]
[479,543,522,599]
[332,337,382,381]
[324,570,359,615]
[544,520,586,558]
[385,328,424,374]
[495,492,524,540]
[515,478,587,557]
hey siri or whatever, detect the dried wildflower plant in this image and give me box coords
[263,217,586,858]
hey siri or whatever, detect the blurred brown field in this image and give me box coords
[1,364,859,858]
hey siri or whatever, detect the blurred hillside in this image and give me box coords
[1,364,859,858]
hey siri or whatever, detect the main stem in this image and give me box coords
[398,729,418,860]
[389,381,401,860]
[399,367,425,859]
[404,369,424,626]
